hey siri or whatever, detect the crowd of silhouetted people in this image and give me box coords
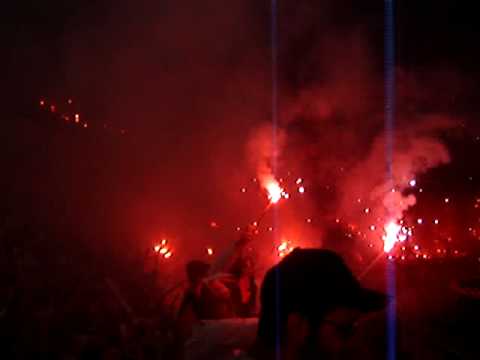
[2,223,479,359]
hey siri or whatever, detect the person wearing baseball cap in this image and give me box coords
[245,248,387,360]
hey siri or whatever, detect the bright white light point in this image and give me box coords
[357,198,362,203]
[414,245,420,251]
[383,221,402,253]
[409,179,416,187]
[284,193,290,199]
[154,245,160,252]
[335,218,340,223]
[306,218,312,223]
[369,225,376,231]
[298,186,305,194]
[266,181,283,203]
[388,255,394,260]
[434,219,439,224]
[296,178,303,184]
[161,239,167,245]
[241,187,246,193]
[207,248,213,255]
[419,188,423,193]
[444,198,449,203]
[364,208,370,214]
[417,218,423,224]
[401,256,405,260]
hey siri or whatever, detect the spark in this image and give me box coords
[364,208,370,214]
[409,179,416,187]
[154,245,161,252]
[370,225,376,231]
[39,100,45,106]
[75,114,80,123]
[444,198,450,203]
[207,247,214,256]
[296,178,303,184]
[434,219,439,225]
[164,251,172,259]
[417,218,423,224]
[298,186,305,194]
[241,187,247,193]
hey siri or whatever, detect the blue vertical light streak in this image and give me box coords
[385,1,397,360]
[270,1,281,359]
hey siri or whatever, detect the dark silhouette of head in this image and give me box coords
[256,248,386,359]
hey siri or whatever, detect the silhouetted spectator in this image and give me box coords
[243,248,387,360]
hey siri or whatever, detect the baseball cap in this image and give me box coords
[259,248,387,320]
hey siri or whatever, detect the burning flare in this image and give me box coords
[382,221,402,253]
[382,220,412,253]
[277,240,294,258]
[264,178,289,204]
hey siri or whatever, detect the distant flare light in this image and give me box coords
[153,239,173,259]
[265,180,285,204]
[382,221,403,253]
[277,240,294,258]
